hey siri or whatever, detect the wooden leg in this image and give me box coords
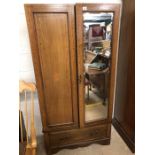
[87,85,89,100]
[89,84,92,90]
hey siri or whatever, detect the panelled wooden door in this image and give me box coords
[25,4,78,130]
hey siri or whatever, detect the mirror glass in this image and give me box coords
[83,12,113,123]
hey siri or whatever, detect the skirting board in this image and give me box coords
[112,118,135,153]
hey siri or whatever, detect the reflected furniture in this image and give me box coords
[85,78,91,100]
[85,66,109,101]
[25,3,121,154]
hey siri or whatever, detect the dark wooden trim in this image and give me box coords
[112,0,135,153]
[43,123,78,132]
[112,118,135,153]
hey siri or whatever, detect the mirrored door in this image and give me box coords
[76,4,121,127]
[83,12,113,123]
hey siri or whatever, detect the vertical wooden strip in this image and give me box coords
[19,97,23,142]
[30,91,37,147]
[76,4,85,128]
[24,91,29,144]
[31,91,34,127]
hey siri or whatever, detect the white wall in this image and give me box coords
[19,12,35,82]
[19,0,121,82]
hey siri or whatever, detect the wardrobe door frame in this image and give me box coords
[24,4,79,132]
[76,3,121,128]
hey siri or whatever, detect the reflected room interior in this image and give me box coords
[83,12,113,123]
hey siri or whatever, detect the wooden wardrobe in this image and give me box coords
[112,0,135,153]
[25,4,121,154]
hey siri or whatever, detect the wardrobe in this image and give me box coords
[112,0,135,152]
[25,3,121,154]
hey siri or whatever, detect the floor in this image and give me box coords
[85,87,108,122]
[85,102,107,122]
[20,93,134,155]
[37,126,134,155]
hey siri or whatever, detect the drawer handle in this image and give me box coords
[59,136,70,142]
[89,130,99,137]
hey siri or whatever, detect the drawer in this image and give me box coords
[49,125,108,147]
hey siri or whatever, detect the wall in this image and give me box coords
[19,0,121,82]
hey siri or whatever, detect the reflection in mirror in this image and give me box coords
[83,12,113,123]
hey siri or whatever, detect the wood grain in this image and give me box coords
[34,13,73,125]
[25,4,78,130]
[113,0,135,152]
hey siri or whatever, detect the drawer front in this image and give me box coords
[50,125,108,147]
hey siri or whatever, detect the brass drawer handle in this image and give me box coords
[89,130,99,137]
[59,136,70,142]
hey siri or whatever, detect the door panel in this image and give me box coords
[34,13,73,125]
[25,5,78,129]
[76,4,121,127]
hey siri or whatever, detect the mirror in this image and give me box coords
[83,12,113,123]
